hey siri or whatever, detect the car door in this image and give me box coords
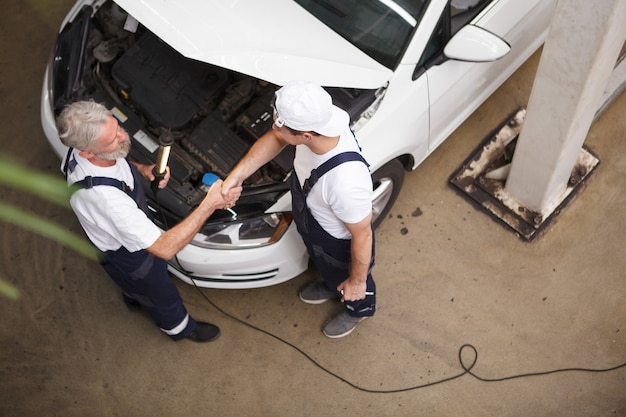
[422,0,555,151]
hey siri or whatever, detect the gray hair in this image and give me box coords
[56,100,111,150]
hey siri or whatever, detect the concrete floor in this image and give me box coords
[1,2,625,416]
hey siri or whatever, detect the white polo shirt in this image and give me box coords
[64,149,161,252]
[293,129,373,239]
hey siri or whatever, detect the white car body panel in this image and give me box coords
[41,67,66,159]
[113,0,393,88]
[356,64,431,173]
[171,223,308,289]
[427,0,556,151]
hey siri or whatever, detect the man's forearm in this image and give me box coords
[147,203,217,260]
[230,131,286,182]
[146,180,235,260]
[349,228,372,283]
[337,223,372,301]
[345,213,373,284]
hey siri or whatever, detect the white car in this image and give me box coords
[41,0,556,288]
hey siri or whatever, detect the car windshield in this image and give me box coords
[295,0,428,69]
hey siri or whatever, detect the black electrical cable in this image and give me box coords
[152,190,626,393]
[188,279,626,393]
[188,278,465,393]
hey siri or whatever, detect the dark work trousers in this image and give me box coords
[288,153,376,317]
[99,163,195,340]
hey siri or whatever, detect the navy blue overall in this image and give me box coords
[65,150,195,340]
[288,151,376,317]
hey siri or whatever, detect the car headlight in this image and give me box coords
[191,212,293,249]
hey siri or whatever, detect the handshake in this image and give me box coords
[200,172,244,213]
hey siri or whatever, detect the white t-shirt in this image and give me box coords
[64,149,162,252]
[293,129,373,239]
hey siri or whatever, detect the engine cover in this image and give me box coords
[112,33,229,129]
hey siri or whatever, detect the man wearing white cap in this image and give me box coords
[223,80,376,338]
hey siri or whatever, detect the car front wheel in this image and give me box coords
[371,159,404,228]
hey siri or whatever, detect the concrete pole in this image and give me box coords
[505,0,626,216]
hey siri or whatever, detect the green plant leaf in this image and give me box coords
[0,279,19,300]
[0,155,72,207]
[0,201,99,261]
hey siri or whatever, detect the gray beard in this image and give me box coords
[94,139,131,160]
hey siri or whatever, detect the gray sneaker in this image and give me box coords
[299,281,338,304]
[323,311,368,338]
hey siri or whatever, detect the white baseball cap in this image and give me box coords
[274,80,349,137]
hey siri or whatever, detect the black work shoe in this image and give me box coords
[186,322,221,343]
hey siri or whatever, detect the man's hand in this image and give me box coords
[133,162,171,190]
[337,278,368,302]
[336,213,373,302]
[221,174,243,201]
[221,129,289,200]
[148,179,241,260]
[204,179,242,210]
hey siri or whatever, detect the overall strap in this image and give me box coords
[71,176,132,197]
[63,147,75,180]
[302,151,369,197]
[64,148,148,217]
[64,147,133,199]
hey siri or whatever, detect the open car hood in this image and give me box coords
[113,0,392,89]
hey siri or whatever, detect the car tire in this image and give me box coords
[371,158,404,228]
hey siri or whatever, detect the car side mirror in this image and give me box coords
[444,25,511,62]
